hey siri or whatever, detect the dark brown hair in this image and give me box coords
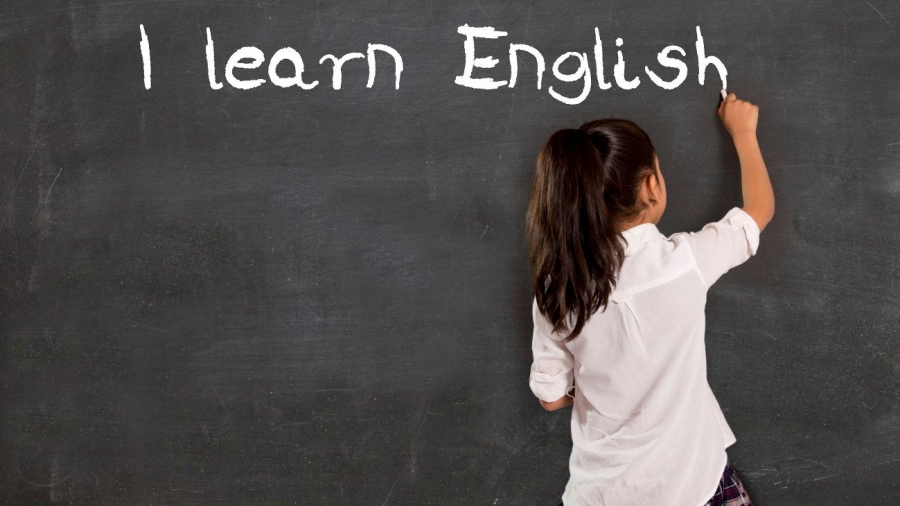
[525,119,658,343]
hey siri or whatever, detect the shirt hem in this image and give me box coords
[560,446,733,506]
[724,433,737,449]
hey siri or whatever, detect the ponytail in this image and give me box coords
[525,119,657,342]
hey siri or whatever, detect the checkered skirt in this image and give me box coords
[702,463,754,506]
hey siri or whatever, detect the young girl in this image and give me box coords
[525,93,774,506]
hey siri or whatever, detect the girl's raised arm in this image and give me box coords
[718,93,775,232]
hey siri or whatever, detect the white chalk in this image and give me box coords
[720,89,727,100]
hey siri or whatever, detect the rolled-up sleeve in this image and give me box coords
[675,207,761,288]
[529,298,575,403]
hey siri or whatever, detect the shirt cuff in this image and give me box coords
[721,207,761,256]
[529,363,575,403]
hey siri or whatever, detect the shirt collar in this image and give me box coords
[620,223,666,256]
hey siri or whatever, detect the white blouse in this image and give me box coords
[529,207,761,506]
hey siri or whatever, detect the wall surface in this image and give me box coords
[2,1,899,504]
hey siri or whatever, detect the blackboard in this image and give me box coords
[2,1,899,504]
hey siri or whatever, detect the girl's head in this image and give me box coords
[525,119,665,342]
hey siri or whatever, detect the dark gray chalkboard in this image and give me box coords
[2,1,899,504]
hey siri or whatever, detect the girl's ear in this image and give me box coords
[645,171,660,204]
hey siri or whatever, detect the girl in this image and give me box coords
[525,92,774,506]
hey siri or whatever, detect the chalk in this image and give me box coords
[720,89,727,101]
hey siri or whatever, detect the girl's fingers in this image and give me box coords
[719,92,737,115]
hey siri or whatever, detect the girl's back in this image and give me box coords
[531,206,760,505]
[526,94,772,506]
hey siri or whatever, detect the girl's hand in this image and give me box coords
[718,92,759,138]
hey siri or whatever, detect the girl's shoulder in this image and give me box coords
[613,236,699,302]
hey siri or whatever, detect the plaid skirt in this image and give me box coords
[702,463,753,506]
[558,462,753,506]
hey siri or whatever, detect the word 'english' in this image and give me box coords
[454,25,727,105]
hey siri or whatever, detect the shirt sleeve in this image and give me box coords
[673,207,761,288]
[528,298,575,403]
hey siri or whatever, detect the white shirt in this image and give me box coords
[529,207,761,506]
